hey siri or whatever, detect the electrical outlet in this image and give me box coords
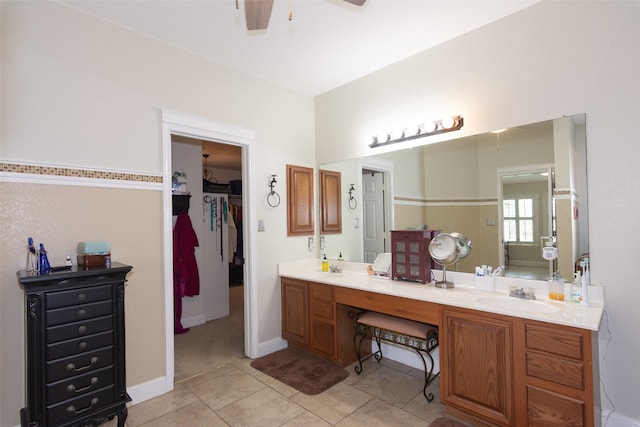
[320,236,326,250]
[258,219,265,232]
[308,237,314,251]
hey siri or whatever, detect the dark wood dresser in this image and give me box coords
[17,263,132,427]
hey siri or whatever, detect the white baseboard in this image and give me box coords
[256,336,288,358]
[377,341,440,375]
[602,410,640,427]
[181,314,206,329]
[127,376,172,405]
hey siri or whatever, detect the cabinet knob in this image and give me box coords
[77,293,86,301]
[78,325,87,334]
[77,309,87,317]
[78,341,88,350]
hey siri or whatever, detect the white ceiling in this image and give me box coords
[60,0,539,97]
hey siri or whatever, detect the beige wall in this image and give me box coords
[0,2,316,425]
[315,1,640,422]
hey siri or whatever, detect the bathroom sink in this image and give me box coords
[475,296,561,315]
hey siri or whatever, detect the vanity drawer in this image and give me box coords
[47,346,113,382]
[527,385,585,427]
[310,283,334,320]
[47,385,114,426]
[526,351,584,390]
[46,316,113,344]
[46,285,112,310]
[46,300,112,326]
[47,331,113,360]
[525,324,583,359]
[46,365,114,404]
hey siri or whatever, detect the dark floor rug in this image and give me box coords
[250,347,349,395]
[428,417,469,427]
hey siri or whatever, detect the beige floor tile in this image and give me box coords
[125,382,200,427]
[138,400,228,427]
[336,398,426,427]
[281,410,334,427]
[216,387,306,427]
[190,368,267,410]
[291,381,373,425]
[253,370,300,397]
[351,365,423,407]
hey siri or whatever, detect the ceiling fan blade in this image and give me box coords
[343,0,366,5]
[244,0,274,31]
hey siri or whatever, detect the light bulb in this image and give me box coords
[423,121,437,134]
[441,117,456,129]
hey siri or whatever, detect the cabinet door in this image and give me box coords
[287,164,314,236]
[281,278,309,345]
[442,308,513,426]
[320,170,342,234]
[309,283,335,357]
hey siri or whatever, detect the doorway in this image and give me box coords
[161,110,257,391]
[360,158,394,263]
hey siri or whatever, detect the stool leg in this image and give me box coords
[353,329,367,375]
[413,348,438,402]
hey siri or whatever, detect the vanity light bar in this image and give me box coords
[369,116,464,148]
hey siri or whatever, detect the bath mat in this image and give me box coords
[428,416,469,427]
[250,347,349,395]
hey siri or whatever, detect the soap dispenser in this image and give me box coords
[322,254,329,272]
[571,271,582,302]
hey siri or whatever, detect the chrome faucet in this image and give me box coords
[509,287,536,300]
[329,264,342,273]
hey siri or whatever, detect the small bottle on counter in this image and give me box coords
[322,254,329,272]
[570,271,582,302]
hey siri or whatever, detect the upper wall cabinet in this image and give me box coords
[287,164,314,236]
[320,170,342,234]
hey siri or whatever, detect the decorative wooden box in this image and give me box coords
[391,230,439,283]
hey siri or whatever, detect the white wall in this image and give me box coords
[315,0,640,423]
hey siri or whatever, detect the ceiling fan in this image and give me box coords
[243,0,366,31]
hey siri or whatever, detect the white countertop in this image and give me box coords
[279,259,604,331]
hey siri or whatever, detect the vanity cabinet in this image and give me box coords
[441,308,514,426]
[18,263,132,427]
[286,164,314,236]
[516,321,598,427]
[281,278,360,366]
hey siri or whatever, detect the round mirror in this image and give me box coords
[428,232,473,289]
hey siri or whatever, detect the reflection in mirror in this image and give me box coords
[319,114,588,283]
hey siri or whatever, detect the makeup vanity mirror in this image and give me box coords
[318,114,588,282]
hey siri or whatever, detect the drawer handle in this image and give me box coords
[67,357,98,372]
[67,397,99,415]
[78,325,88,334]
[78,341,88,350]
[77,309,87,317]
[77,293,86,301]
[67,376,99,393]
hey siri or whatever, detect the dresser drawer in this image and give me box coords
[526,351,584,390]
[46,285,112,310]
[47,385,114,425]
[47,315,113,344]
[525,324,583,360]
[46,300,112,327]
[47,346,113,382]
[47,331,113,360]
[46,365,114,404]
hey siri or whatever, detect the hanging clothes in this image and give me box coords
[173,211,200,334]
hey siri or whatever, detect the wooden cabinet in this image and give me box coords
[516,321,598,427]
[18,263,132,427]
[320,169,342,234]
[391,230,435,283]
[281,277,309,346]
[286,164,314,236]
[441,308,514,426]
[281,278,360,366]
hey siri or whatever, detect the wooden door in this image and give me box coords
[281,278,309,346]
[287,164,314,236]
[320,170,342,234]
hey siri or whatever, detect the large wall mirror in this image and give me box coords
[319,114,588,282]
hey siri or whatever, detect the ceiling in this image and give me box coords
[59,0,539,97]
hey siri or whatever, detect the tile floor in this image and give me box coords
[107,286,471,426]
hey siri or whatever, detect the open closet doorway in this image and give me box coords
[171,136,245,383]
[361,159,394,263]
[161,109,257,392]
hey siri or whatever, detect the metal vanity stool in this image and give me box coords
[352,311,439,401]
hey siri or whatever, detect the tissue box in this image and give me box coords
[77,241,111,268]
[475,276,495,292]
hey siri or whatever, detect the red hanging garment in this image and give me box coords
[173,211,200,334]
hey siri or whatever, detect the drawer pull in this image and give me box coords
[78,325,87,334]
[67,397,99,415]
[77,293,86,301]
[67,357,98,372]
[67,376,99,393]
[77,309,87,317]
[78,341,88,350]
